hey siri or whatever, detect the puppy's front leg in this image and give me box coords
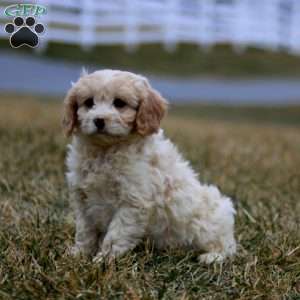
[72,211,99,257]
[94,206,148,261]
[70,191,98,257]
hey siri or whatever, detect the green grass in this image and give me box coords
[0,95,300,299]
[2,40,300,77]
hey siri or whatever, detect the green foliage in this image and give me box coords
[0,95,299,299]
[2,40,300,77]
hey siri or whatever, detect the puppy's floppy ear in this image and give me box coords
[62,89,78,137]
[136,87,168,136]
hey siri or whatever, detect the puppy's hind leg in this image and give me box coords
[197,233,236,264]
[193,186,236,264]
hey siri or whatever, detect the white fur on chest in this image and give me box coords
[66,135,159,211]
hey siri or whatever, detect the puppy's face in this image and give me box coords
[63,70,167,144]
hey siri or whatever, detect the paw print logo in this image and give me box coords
[4,16,45,48]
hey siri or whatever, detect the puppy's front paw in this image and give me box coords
[93,252,105,264]
[68,245,83,257]
[198,253,225,264]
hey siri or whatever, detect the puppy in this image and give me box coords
[63,70,236,264]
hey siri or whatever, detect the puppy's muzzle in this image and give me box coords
[93,118,105,131]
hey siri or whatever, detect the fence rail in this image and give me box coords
[1,0,300,54]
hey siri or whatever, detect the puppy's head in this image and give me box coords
[62,70,168,144]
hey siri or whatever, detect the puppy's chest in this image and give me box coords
[78,154,134,200]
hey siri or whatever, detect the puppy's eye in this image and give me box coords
[84,98,94,108]
[113,98,127,109]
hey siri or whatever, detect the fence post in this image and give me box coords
[125,0,138,52]
[164,0,179,52]
[81,0,95,51]
[34,0,49,52]
[278,0,293,51]
[265,0,281,51]
[233,0,249,53]
[197,0,214,51]
[289,0,300,54]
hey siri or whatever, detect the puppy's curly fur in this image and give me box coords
[63,70,236,264]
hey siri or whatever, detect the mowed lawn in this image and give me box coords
[0,95,300,300]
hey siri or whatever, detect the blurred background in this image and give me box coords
[1,0,300,117]
[2,2,300,298]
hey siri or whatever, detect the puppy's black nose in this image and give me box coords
[93,118,105,131]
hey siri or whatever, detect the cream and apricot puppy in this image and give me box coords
[63,70,236,264]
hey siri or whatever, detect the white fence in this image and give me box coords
[1,0,300,54]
